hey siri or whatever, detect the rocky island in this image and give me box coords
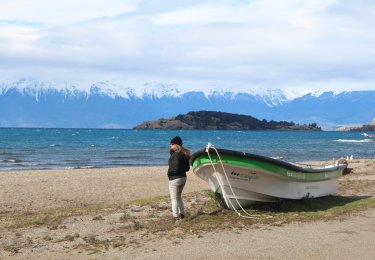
[133,111,321,130]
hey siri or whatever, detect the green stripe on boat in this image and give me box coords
[192,153,343,181]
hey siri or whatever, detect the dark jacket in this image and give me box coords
[167,151,190,180]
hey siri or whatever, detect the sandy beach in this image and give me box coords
[1,159,375,259]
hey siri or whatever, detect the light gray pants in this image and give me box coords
[168,177,186,218]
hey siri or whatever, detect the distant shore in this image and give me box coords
[1,159,374,259]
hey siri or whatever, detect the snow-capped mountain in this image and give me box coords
[257,88,289,107]
[142,83,183,98]
[0,80,374,129]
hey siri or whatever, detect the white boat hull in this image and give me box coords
[194,163,340,210]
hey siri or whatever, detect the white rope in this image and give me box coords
[205,143,264,219]
[205,143,238,214]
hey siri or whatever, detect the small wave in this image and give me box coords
[335,139,373,143]
[0,159,23,163]
[63,167,75,170]
[74,166,96,169]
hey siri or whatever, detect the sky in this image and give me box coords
[0,0,375,96]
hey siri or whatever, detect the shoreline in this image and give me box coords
[0,164,169,173]
[1,156,373,173]
[1,159,374,259]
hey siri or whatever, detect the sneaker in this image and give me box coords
[173,217,180,225]
[180,214,185,219]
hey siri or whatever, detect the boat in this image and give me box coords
[191,144,348,210]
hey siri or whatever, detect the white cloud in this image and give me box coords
[0,0,374,94]
[0,0,138,25]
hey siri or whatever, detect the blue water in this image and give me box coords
[0,128,374,171]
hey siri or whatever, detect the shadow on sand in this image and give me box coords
[247,195,373,213]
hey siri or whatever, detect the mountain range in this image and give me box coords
[0,80,374,129]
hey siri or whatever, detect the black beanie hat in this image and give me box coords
[170,136,183,146]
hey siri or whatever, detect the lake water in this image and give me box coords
[0,128,374,171]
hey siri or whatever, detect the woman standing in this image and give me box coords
[168,136,190,221]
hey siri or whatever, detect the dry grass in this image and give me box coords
[2,174,375,255]
[142,191,375,236]
[2,190,375,235]
[0,204,119,229]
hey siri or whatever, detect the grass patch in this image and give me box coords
[1,204,118,229]
[81,235,111,251]
[141,193,375,235]
[3,244,19,254]
[2,190,375,240]
[249,195,375,221]
[43,234,53,241]
[205,190,226,209]
[63,232,80,242]
[129,195,170,206]
[132,220,143,231]
[3,190,374,254]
